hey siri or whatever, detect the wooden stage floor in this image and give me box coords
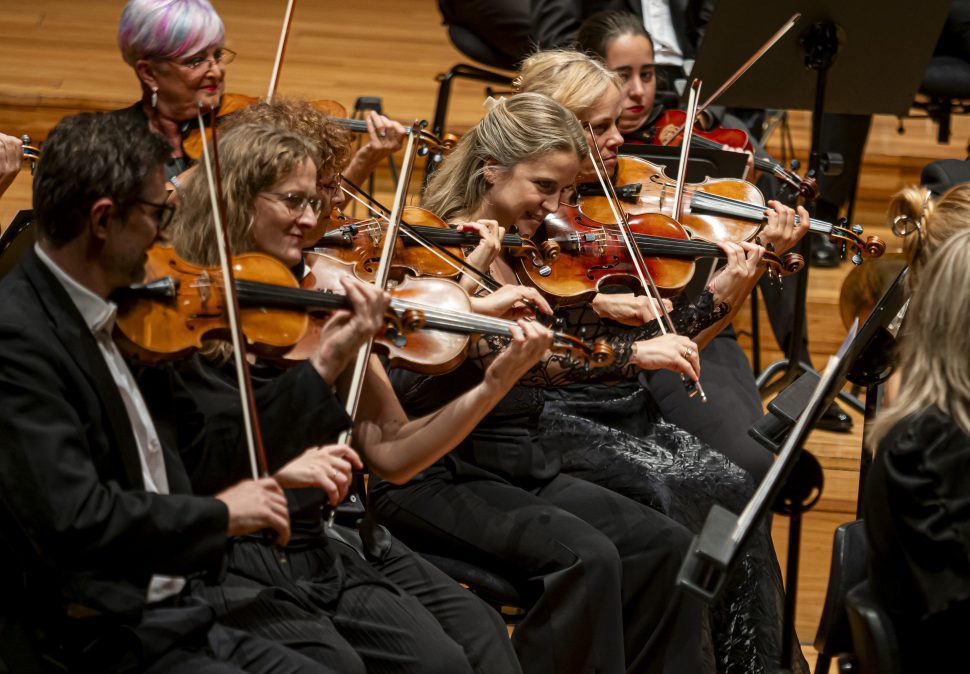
[3,1,969,669]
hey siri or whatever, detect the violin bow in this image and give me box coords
[196,104,271,481]
[671,80,701,223]
[586,114,707,403]
[662,13,800,145]
[337,123,424,445]
[267,0,297,102]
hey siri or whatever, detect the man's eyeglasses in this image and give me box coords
[261,192,325,217]
[136,198,176,231]
[171,47,236,72]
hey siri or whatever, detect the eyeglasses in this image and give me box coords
[136,198,176,231]
[172,47,236,72]
[318,175,343,194]
[261,192,325,216]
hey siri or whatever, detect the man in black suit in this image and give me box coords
[0,111,331,673]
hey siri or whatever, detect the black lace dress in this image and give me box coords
[539,292,808,674]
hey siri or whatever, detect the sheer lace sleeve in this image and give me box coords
[466,290,728,387]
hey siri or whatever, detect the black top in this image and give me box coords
[378,292,726,487]
[139,354,351,541]
[863,405,970,670]
[109,102,194,182]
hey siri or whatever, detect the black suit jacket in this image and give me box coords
[0,248,228,624]
[531,0,715,59]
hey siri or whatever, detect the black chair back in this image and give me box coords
[845,580,901,674]
[813,519,869,673]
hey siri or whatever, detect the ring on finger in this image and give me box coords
[683,347,694,359]
[379,131,387,138]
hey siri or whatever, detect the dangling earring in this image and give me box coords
[151,87,158,109]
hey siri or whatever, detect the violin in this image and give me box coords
[181,93,449,163]
[291,251,614,373]
[20,135,40,173]
[628,113,817,200]
[114,246,613,373]
[516,204,801,306]
[113,245,411,363]
[578,155,885,264]
[309,206,557,282]
[180,93,347,160]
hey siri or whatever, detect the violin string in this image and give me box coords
[234,277,593,356]
[338,185,498,294]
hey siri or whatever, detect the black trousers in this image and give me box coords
[68,588,329,674]
[643,326,773,481]
[372,470,714,674]
[327,523,522,674]
[200,537,473,674]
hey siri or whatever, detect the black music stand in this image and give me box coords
[689,0,947,399]
[0,210,34,280]
[677,266,910,673]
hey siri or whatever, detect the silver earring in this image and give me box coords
[151,87,158,108]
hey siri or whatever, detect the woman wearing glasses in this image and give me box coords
[162,118,551,674]
[115,0,405,188]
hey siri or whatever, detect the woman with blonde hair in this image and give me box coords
[373,92,716,674]
[862,227,970,673]
[512,48,811,673]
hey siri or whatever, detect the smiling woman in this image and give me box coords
[113,0,229,181]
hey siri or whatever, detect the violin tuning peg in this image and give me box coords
[851,252,863,266]
[851,224,864,235]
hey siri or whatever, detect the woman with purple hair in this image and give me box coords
[116,0,229,183]
[115,0,405,189]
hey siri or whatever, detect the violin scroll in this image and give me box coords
[21,135,40,174]
[827,218,886,266]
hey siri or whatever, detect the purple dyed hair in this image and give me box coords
[118,0,225,66]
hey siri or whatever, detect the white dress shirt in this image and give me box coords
[35,244,186,603]
[641,0,685,66]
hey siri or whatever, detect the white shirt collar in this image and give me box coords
[34,243,117,335]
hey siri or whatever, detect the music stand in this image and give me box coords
[677,266,910,673]
[0,210,34,281]
[688,0,948,397]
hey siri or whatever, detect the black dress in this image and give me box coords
[862,406,970,673]
[539,293,808,674]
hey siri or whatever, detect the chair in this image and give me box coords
[812,519,869,673]
[844,581,901,674]
[418,552,528,625]
[911,55,970,145]
[425,9,516,181]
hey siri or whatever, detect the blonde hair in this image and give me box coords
[886,182,970,289]
[171,123,317,266]
[514,49,621,119]
[422,93,588,220]
[867,228,970,447]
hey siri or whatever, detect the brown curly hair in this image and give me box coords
[222,97,353,182]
